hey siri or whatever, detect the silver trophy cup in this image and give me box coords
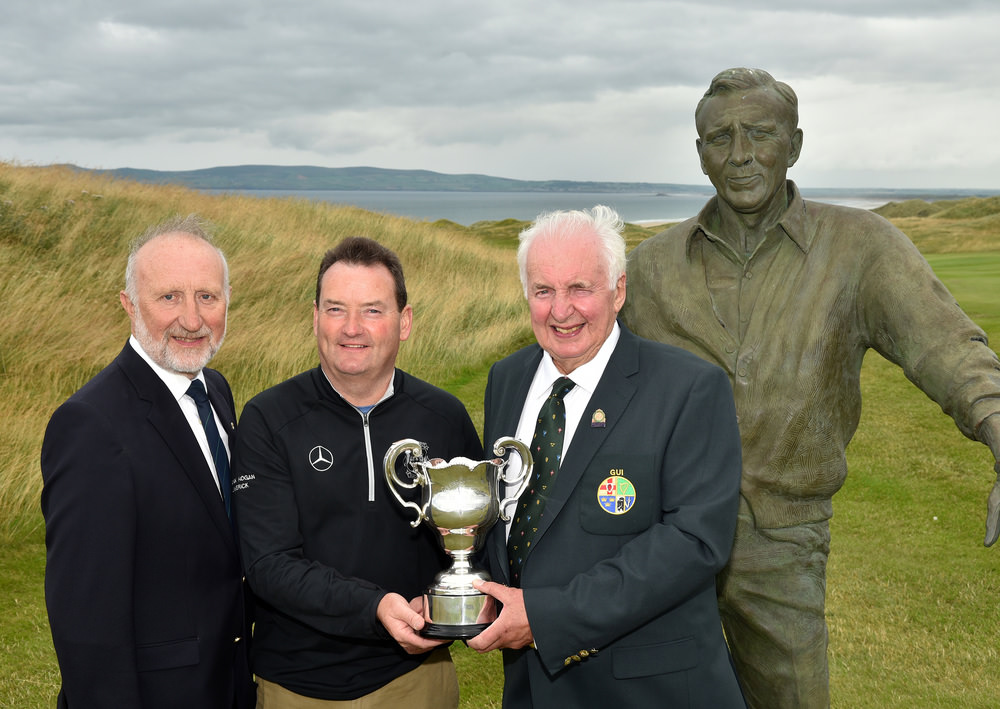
[383,436,533,638]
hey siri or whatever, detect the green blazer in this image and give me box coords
[482,324,746,708]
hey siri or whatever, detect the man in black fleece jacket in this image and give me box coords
[234,237,483,707]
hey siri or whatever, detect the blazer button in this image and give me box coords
[234,636,242,643]
[579,650,590,658]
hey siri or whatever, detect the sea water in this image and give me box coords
[205,187,998,226]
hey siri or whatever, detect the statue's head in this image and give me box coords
[694,68,804,216]
[695,68,798,134]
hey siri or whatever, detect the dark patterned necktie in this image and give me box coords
[507,376,575,586]
[187,379,232,519]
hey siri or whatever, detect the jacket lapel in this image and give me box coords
[526,327,640,556]
[486,348,542,584]
[117,345,237,551]
[490,362,538,450]
[206,381,236,441]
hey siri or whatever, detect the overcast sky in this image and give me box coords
[2,1,998,189]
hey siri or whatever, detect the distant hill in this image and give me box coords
[69,164,709,194]
[873,195,1000,220]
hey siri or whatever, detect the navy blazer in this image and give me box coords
[482,324,746,708]
[41,343,255,709]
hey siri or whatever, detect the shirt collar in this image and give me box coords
[321,367,396,410]
[128,335,206,404]
[684,180,814,258]
[536,321,621,395]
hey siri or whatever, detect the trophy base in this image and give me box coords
[421,621,490,639]
[421,587,495,639]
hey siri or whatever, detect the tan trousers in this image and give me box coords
[256,647,459,709]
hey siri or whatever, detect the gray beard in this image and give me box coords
[132,311,225,375]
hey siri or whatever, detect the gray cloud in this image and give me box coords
[1,0,998,187]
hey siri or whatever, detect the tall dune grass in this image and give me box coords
[873,196,1000,253]
[0,162,535,541]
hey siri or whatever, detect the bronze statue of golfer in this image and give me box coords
[621,67,1000,709]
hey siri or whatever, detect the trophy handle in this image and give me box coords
[492,436,534,522]
[383,439,429,528]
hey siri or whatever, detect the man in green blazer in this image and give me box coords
[467,205,746,708]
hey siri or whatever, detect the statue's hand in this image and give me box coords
[985,464,1000,547]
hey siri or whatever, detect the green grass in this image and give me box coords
[826,252,1000,708]
[0,539,59,707]
[3,163,1000,707]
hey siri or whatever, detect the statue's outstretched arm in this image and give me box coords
[978,414,1000,547]
[986,467,1000,547]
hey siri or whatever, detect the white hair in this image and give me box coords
[516,204,626,298]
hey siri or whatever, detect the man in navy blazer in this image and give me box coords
[467,206,746,707]
[41,216,255,708]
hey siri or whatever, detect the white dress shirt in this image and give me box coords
[503,323,621,535]
[129,335,229,496]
